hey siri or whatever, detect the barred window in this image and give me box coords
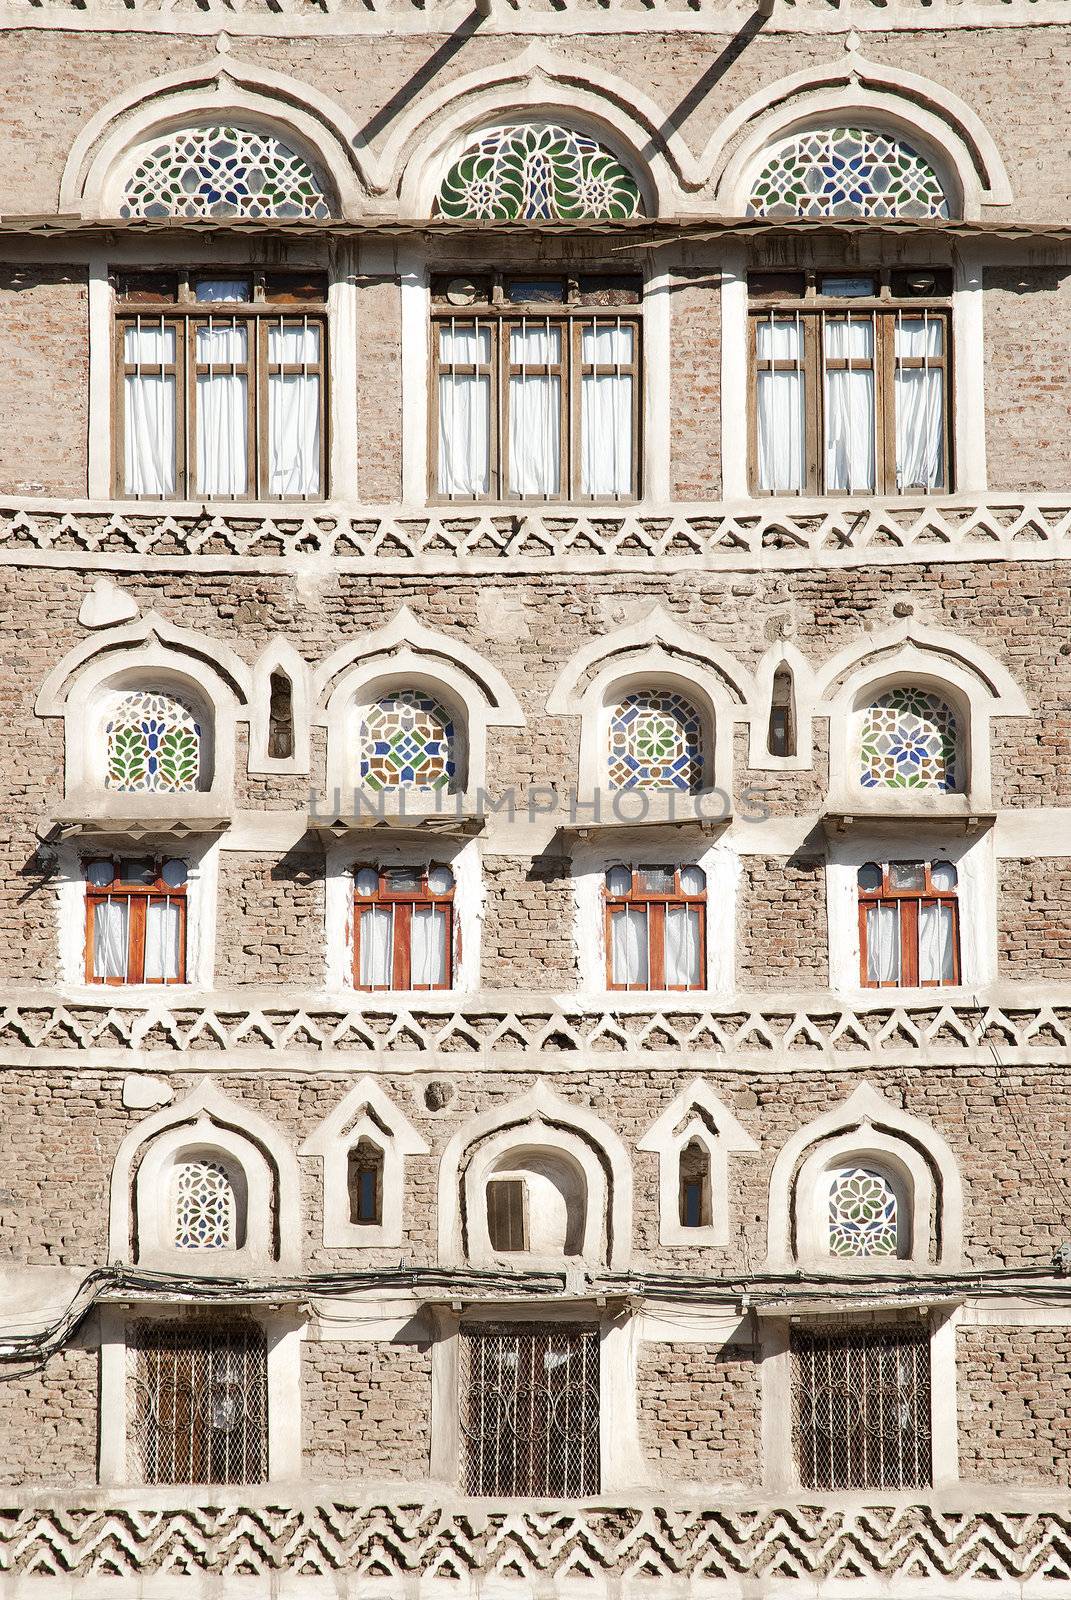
[461,1324,600,1496]
[131,1319,268,1485]
[85,857,188,984]
[792,1324,931,1490]
[604,864,706,991]
[432,274,641,503]
[858,860,960,987]
[115,270,326,501]
[749,270,952,496]
[353,864,456,990]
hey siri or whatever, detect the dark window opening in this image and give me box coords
[487,1178,528,1251]
[131,1318,267,1485]
[678,1138,712,1228]
[267,671,294,760]
[347,1138,384,1226]
[768,665,797,757]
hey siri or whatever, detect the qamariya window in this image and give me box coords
[748,126,949,220]
[121,125,332,220]
[105,690,202,793]
[438,123,642,221]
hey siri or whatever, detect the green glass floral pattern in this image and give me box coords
[105,690,202,794]
[748,126,949,220]
[860,686,957,791]
[121,125,332,220]
[438,124,642,221]
[359,690,456,793]
[828,1166,899,1257]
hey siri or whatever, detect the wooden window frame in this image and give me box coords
[348,1139,384,1226]
[486,1177,529,1252]
[113,269,328,503]
[430,273,642,505]
[85,856,188,986]
[857,859,960,989]
[747,269,953,497]
[352,863,456,992]
[603,864,706,993]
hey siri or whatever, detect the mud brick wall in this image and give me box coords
[302,1339,433,1480]
[737,856,829,988]
[999,858,1071,977]
[637,1341,762,1483]
[958,1327,1071,1486]
[0,269,88,497]
[0,1343,99,1486]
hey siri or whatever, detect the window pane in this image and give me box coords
[664,905,701,987]
[865,903,901,984]
[895,317,944,491]
[411,906,449,987]
[124,325,176,497]
[359,906,393,987]
[890,861,926,890]
[610,905,648,986]
[824,319,875,492]
[195,279,251,302]
[509,374,561,496]
[930,861,958,891]
[93,899,129,980]
[581,324,634,498]
[756,318,805,492]
[196,325,248,496]
[268,323,321,497]
[918,902,956,983]
[438,365,490,496]
[144,899,182,981]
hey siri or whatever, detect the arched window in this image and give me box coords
[171,1153,245,1251]
[747,126,949,220]
[437,123,642,221]
[826,1163,906,1258]
[105,688,203,793]
[859,686,957,791]
[120,125,332,219]
[678,1138,712,1229]
[358,690,456,793]
[347,1138,384,1226]
[607,690,704,792]
[483,1148,588,1259]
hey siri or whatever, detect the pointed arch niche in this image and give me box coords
[300,1077,429,1249]
[638,1080,758,1247]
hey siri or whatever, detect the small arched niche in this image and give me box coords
[484,1145,588,1257]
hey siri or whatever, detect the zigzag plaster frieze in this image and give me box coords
[4,497,1071,573]
[1,996,1070,1064]
[5,1502,1071,1580]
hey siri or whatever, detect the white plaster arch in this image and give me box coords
[797,1130,924,1270]
[61,51,368,219]
[300,1076,429,1250]
[109,1079,302,1272]
[437,1082,632,1271]
[706,52,1012,220]
[249,639,312,778]
[745,640,819,773]
[638,1079,758,1248]
[766,1082,963,1270]
[467,1127,605,1268]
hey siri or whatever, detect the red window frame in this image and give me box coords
[352,864,456,992]
[603,864,706,992]
[85,856,188,985]
[857,859,960,988]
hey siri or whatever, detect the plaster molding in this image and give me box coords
[299,1075,429,1249]
[637,1077,759,1247]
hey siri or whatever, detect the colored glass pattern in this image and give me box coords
[359,690,456,792]
[607,691,703,791]
[859,686,957,791]
[748,126,949,220]
[106,690,202,793]
[173,1158,237,1250]
[438,123,642,221]
[121,125,331,220]
[828,1165,899,1257]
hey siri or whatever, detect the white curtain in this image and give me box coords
[895,316,944,491]
[268,325,321,496]
[756,318,805,492]
[664,905,701,987]
[509,325,561,496]
[411,906,449,987]
[92,900,129,980]
[825,318,875,492]
[124,324,176,497]
[581,324,634,498]
[918,902,956,983]
[144,900,182,982]
[438,325,490,496]
[865,903,901,984]
[610,906,648,986]
[359,907,393,987]
[196,324,248,496]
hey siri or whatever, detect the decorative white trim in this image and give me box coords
[766,1081,964,1269]
[249,640,312,776]
[464,1123,607,1268]
[399,253,430,507]
[134,1119,271,1269]
[745,641,817,773]
[328,241,361,501]
[719,246,749,501]
[637,1078,758,1247]
[299,1075,429,1249]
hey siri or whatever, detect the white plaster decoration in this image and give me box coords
[78,579,138,631]
[299,1075,429,1248]
[745,641,818,773]
[795,1130,925,1268]
[705,51,1013,219]
[249,640,312,776]
[328,240,361,502]
[637,1078,758,1247]
[85,253,113,501]
[766,1081,964,1269]
[718,246,749,502]
[464,1126,604,1266]
[108,1079,302,1272]
[323,835,482,993]
[953,251,988,494]
[61,52,367,219]
[121,1073,173,1111]
[398,253,430,506]
[437,1081,633,1270]
[642,268,672,506]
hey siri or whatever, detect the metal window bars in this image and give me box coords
[460,1324,600,1497]
[791,1323,932,1490]
[130,1319,268,1485]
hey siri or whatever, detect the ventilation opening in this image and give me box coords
[268,671,294,760]
[487,1178,528,1252]
[347,1138,383,1226]
[768,665,796,757]
[678,1138,712,1228]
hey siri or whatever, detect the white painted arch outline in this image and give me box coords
[299,1075,429,1250]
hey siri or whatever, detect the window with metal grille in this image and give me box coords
[85,856,188,984]
[131,1319,268,1484]
[432,274,641,503]
[461,1324,600,1497]
[352,863,456,990]
[748,269,952,496]
[858,859,960,987]
[603,864,706,990]
[792,1323,931,1490]
[115,270,327,501]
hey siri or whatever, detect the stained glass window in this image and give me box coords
[173,1158,237,1250]
[105,690,202,794]
[748,126,949,220]
[437,123,642,221]
[607,691,704,791]
[359,690,456,792]
[828,1165,900,1257]
[859,687,957,791]
[121,125,332,220]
